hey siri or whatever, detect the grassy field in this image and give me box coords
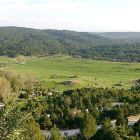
[1,55,140,92]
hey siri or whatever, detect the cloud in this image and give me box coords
[0,0,82,16]
[0,0,27,5]
[0,0,83,25]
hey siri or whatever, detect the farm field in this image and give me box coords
[1,55,140,92]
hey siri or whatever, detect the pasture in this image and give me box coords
[1,55,140,92]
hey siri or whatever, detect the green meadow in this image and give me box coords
[1,55,140,92]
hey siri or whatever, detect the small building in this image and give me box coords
[85,109,89,113]
[0,103,4,109]
[48,92,53,96]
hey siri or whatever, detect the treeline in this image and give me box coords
[1,26,140,62]
[71,43,140,62]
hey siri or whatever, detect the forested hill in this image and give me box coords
[1,26,140,62]
[0,26,113,57]
[44,29,112,44]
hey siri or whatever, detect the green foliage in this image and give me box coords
[116,125,134,139]
[0,27,112,57]
[115,117,128,126]
[39,114,52,130]
[24,93,29,99]
[93,117,120,140]
[27,99,36,110]
[103,130,121,140]
[48,124,64,140]
[80,114,97,139]
[102,117,113,130]
[134,119,140,136]
[22,117,45,140]
[41,100,48,112]
[50,113,59,124]
[72,133,82,140]
[0,101,31,140]
[33,102,42,121]
[116,108,124,118]
[0,77,11,103]
[1,27,140,62]
[11,77,19,92]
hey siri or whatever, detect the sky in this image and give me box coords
[0,0,140,32]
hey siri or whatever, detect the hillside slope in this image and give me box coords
[0,26,112,57]
[0,27,140,62]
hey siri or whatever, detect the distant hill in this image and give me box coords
[93,32,140,38]
[0,27,140,62]
[93,32,140,43]
[44,29,112,44]
[0,26,113,57]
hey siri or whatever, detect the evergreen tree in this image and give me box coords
[0,100,31,139]
[80,114,97,139]
[115,116,128,126]
[11,77,19,92]
[22,117,45,140]
[48,124,64,140]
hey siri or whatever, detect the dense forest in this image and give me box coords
[1,26,140,62]
[0,26,113,57]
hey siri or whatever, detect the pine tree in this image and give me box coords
[48,124,64,140]
[80,114,97,139]
[22,117,45,140]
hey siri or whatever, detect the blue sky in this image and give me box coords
[0,0,140,31]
